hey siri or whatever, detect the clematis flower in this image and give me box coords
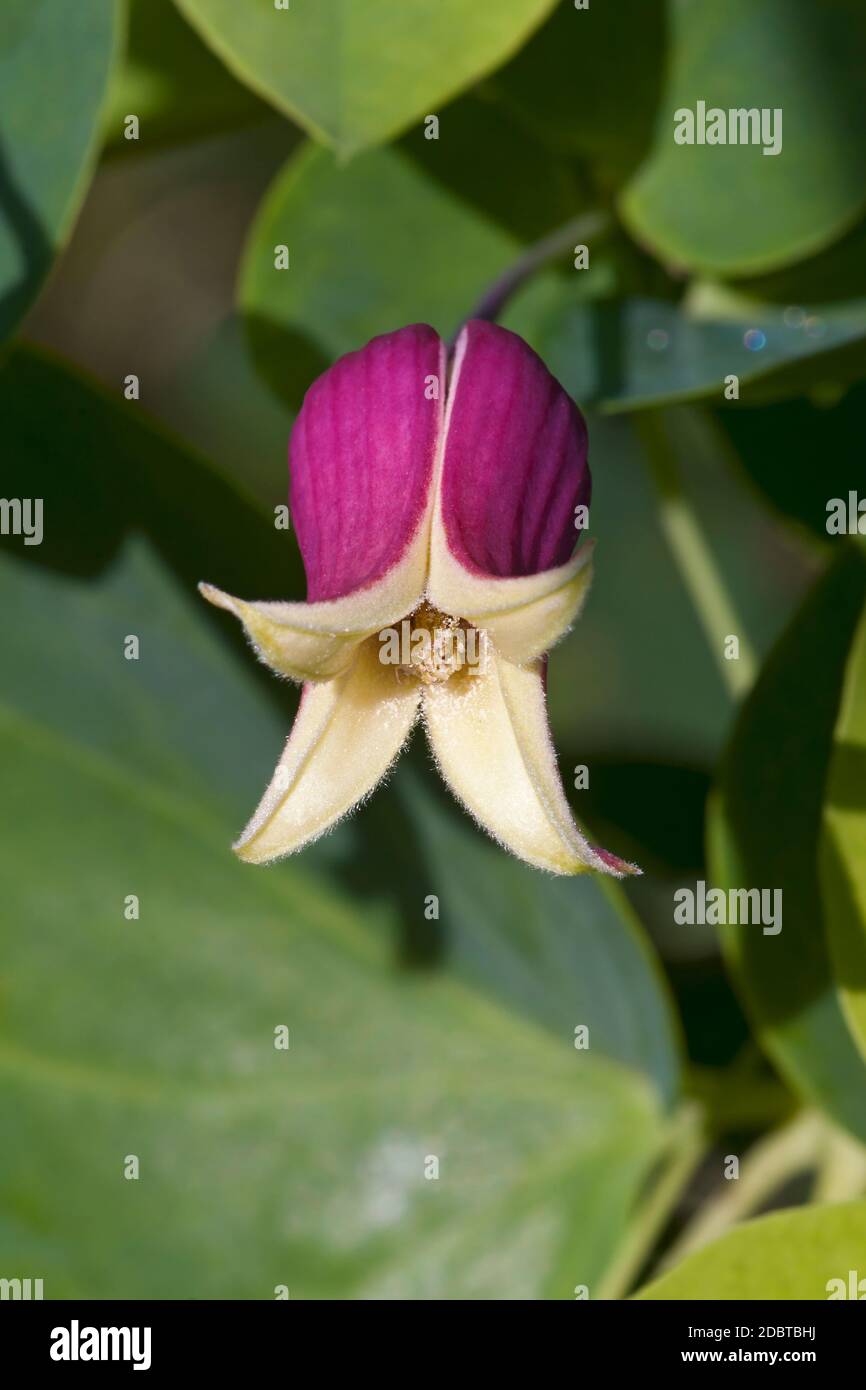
[200,320,639,877]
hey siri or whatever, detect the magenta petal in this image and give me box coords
[290,325,443,601]
[441,320,591,578]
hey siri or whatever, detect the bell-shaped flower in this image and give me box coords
[200,321,639,877]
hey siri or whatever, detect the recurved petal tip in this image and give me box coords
[198,581,237,614]
[423,651,642,878]
[232,644,421,863]
[591,846,643,878]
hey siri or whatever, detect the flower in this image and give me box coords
[200,320,639,877]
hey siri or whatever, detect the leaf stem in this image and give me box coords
[597,1102,707,1300]
[811,1123,866,1203]
[451,209,611,345]
[635,410,759,700]
[658,1111,824,1272]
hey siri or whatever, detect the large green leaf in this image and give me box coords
[708,546,866,1143]
[239,143,535,405]
[239,143,611,412]
[398,772,681,1106]
[620,0,866,276]
[637,1201,866,1300]
[0,0,119,344]
[0,540,664,1298]
[239,142,515,372]
[174,0,557,157]
[533,292,866,414]
[822,600,866,1061]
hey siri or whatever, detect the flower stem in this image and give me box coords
[452,209,611,345]
[635,410,759,701]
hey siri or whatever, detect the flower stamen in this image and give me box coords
[380,603,484,685]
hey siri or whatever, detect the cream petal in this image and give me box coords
[234,640,421,864]
[198,517,429,682]
[428,534,595,666]
[422,651,640,877]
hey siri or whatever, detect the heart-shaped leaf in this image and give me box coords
[175,0,557,157]
[620,0,866,276]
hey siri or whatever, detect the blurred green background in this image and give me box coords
[2,0,866,1300]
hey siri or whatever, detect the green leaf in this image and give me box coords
[0,540,664,1298]
[822,598,866,1061]
[532,292,866,414]
[548,402,808,763]
[620,0,866,276]
[239,143,626,416]
[489,0,666,188]
[727,213,866,306]
[397,772,681,1106]
[238,143,566,408]
[708,546,866,1143]
[636,1200,866,1299]
[174,0,557,157]
[713,383,866,544]
[397,90,592,244]
[0,0,120,344]
[0,343,301,599]
[104,0,271,152]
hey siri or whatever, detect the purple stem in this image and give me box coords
[450,209,611,348]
